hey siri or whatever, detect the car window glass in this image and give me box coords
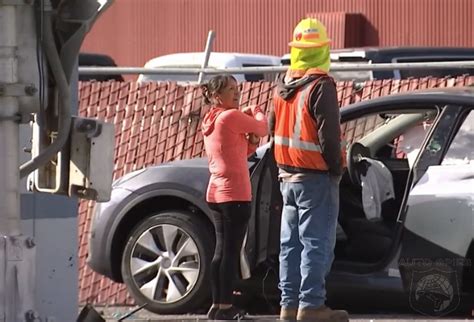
[343,114,386,144]
[343,111,437,166]
[442,110,474,165]
[396,120,434,164]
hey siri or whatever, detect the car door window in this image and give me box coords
[401,108,474,260]
[342,111,437,165]
[442,110,474,166]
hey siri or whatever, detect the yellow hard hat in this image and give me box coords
[289,18,331,48]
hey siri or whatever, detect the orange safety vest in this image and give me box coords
[273,70,347,172]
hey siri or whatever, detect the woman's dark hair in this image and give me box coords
[200,75,237,105]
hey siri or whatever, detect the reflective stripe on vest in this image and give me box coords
[275,136,348,151]
[274,136,322,152]
[274,84,322,152]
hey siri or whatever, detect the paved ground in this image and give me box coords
[86,306,473,322]
[101,316,474,322]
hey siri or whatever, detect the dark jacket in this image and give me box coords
[269,75,343,176]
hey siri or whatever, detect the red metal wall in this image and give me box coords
[306,12,369,49]
[82,0,474,69]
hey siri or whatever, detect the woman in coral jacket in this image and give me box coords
[201,75,268,320]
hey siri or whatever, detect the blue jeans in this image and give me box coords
[279,173,340,309]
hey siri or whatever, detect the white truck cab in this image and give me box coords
[137,52,282,84]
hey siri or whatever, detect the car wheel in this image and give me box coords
[121,211,214,314]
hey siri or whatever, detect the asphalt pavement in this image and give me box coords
[89,306,474,322]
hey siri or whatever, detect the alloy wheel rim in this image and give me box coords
[129,224,201,304]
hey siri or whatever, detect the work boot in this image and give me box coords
[279,307,298,321]
[297,305,349,321]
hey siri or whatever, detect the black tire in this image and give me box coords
[121,211,214,314]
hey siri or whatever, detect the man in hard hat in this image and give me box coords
[270,18,348,321]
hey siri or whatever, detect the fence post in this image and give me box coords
[197,30,215,84]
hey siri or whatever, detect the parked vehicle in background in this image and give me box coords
[137,52,281,84]
[87,87,474,315]
[281,47,474,81]
[79,52,124,82]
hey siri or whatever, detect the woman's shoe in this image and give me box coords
[214,306,248,320]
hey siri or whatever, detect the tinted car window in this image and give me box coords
[442,110,474,165]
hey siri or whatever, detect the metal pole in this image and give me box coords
[78,60,474,76]
[0,5,37,322]
[19,12,72,179]
[197,30,215,84]
[0,4,21,237]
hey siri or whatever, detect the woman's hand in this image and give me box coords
[247,133,260,145]
[241,106,254,116]
[242,105,262,116]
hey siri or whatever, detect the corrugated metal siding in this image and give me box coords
[306,12,366,49]
[78,76,474,306]
[82,0,474,69]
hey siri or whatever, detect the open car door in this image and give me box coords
[240,143,275,278]
[398,105,474,316]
